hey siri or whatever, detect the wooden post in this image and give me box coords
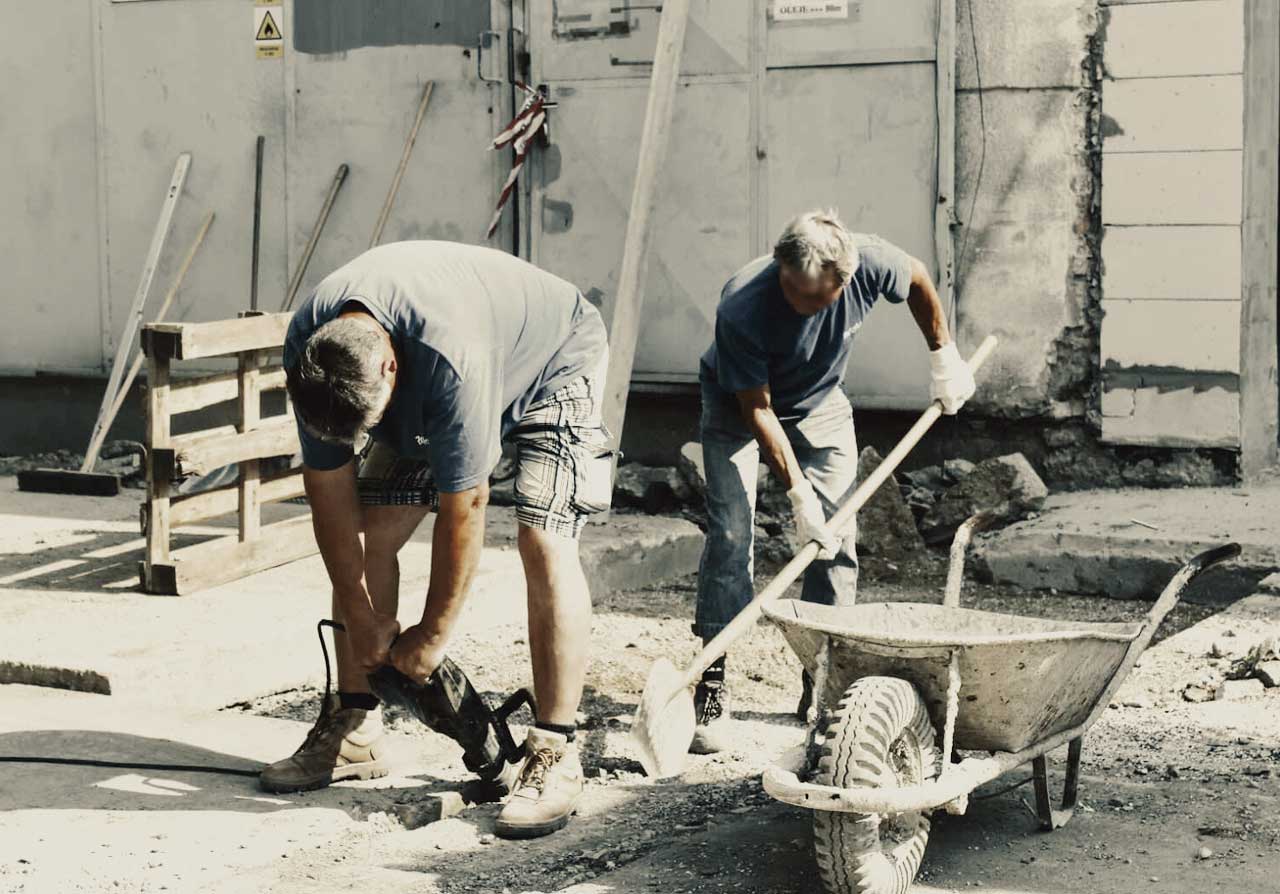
[1240,0,1280,478]
[601,0,694,443]
[934,0,957,317]
[144,353,172,589]
[237,350,264,542]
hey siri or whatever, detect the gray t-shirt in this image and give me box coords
[699,234,913,421]
[284,241,607,492]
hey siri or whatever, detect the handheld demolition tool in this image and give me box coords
[317,620,532,787]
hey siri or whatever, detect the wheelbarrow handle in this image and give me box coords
[677,335,1000,691]
[1080,542,1240,733]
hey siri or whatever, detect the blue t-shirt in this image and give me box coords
[284,241,607,492]
[699,234,913,420]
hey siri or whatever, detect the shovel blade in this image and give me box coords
[629,657,696,779]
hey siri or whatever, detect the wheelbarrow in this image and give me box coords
[761,513,1241,894]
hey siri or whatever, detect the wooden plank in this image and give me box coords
[603,0,695,444]
[170,469,305,528]
[1101,225,1240,299]
[143,514,317,596]
[238,351,263,542]
[1102,76,1243,153]
[144,354,172,579]
[169,366,286,415]
[1239,0,1280,477]
[1101,383,1240,448]
[142,312,291,361]
[160,417,299,478]
[1103,0,1243,79]
[1102,151,1242,225]
[1101,299,1241,372]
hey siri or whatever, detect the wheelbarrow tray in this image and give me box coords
[764,600,1142,753]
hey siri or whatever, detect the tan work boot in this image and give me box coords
[259,694,388,793]
[688,679,731,754]
[494,727,583,839]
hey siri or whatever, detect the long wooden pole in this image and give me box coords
[92,211,216,459]
[284,163,349,312]
[601,0,693,442]
[370,82,434,249]
[82,153,190,473]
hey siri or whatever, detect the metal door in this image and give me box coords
[284,0,520,298]
[524,0,954,408]
[526,0,754,381]
[764,0,953,409]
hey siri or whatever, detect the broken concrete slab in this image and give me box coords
[677,441,707,501]
[971,485,1280,603]
[855,447,925,558]
[921,453,1048,544]
[579,514,702,596]
[1215,679,1265,701]
[1259,571,1280,594]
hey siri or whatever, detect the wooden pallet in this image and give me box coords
[139,312,316,595]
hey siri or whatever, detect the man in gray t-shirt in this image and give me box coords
[689,210,975,754]
[262,241,609,839]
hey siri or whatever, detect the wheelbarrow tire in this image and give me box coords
[812,676,939,894]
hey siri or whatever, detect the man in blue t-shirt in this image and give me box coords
[690,210,975,753]
[263,241,610,839]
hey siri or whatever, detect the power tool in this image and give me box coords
[317,620,532,787]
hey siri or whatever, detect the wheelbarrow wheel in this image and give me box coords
[812,676,939,894]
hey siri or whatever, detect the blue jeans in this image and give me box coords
[694,384,860,640]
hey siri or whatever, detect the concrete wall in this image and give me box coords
[1098,0,1246,448]
[953,0,1099,420]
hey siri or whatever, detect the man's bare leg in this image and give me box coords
[333,504,430,693]
[517,524,592,725]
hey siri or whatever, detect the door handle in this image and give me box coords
[477,30,503,83]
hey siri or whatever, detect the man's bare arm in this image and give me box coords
[303,461,399,668]
[735,385,804,491]
[390,482,489,680]
[904,257,950,351]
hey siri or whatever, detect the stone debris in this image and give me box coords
[1215,679,1265,702]
[1257,571,1280,595]
[854,446,925,559]
[1253,661,1280,689]
[920,453,1049,544]
[676,442,707,501]
[612,463,694,513]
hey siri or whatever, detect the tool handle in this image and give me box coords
[677,334,999,690]
[370,82,433,249]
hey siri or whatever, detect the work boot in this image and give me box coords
[259,694,388,793]
[688,679,731,755]
[797,671,815,723]
[494,728,582,839]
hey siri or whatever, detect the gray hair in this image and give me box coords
[773,209,859,283]
[285,317,390,446]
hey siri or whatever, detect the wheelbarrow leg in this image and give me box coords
[1032,737,1083,831]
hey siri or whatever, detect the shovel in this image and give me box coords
[630,335,999,778]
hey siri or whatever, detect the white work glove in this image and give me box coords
[929,342,977,415]
[787,479,840,561]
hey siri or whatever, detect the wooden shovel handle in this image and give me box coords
[677,335,999,690]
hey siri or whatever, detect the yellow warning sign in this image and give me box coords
[254,4,283,59]
[256,11,280,40]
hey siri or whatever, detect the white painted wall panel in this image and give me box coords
[0,0,103,373]
[1103,0,1244,78]
[1102,76,1243,153]
[1101,225,1241,299]
[1101,299,1240,371]
[1101,384,1240,447]
[1102,151,1242,225]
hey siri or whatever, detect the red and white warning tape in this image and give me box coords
[485,83,548,240]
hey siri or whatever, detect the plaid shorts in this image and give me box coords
[356,370,614,539]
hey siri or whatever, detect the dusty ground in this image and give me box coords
[218,552,1280,894]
